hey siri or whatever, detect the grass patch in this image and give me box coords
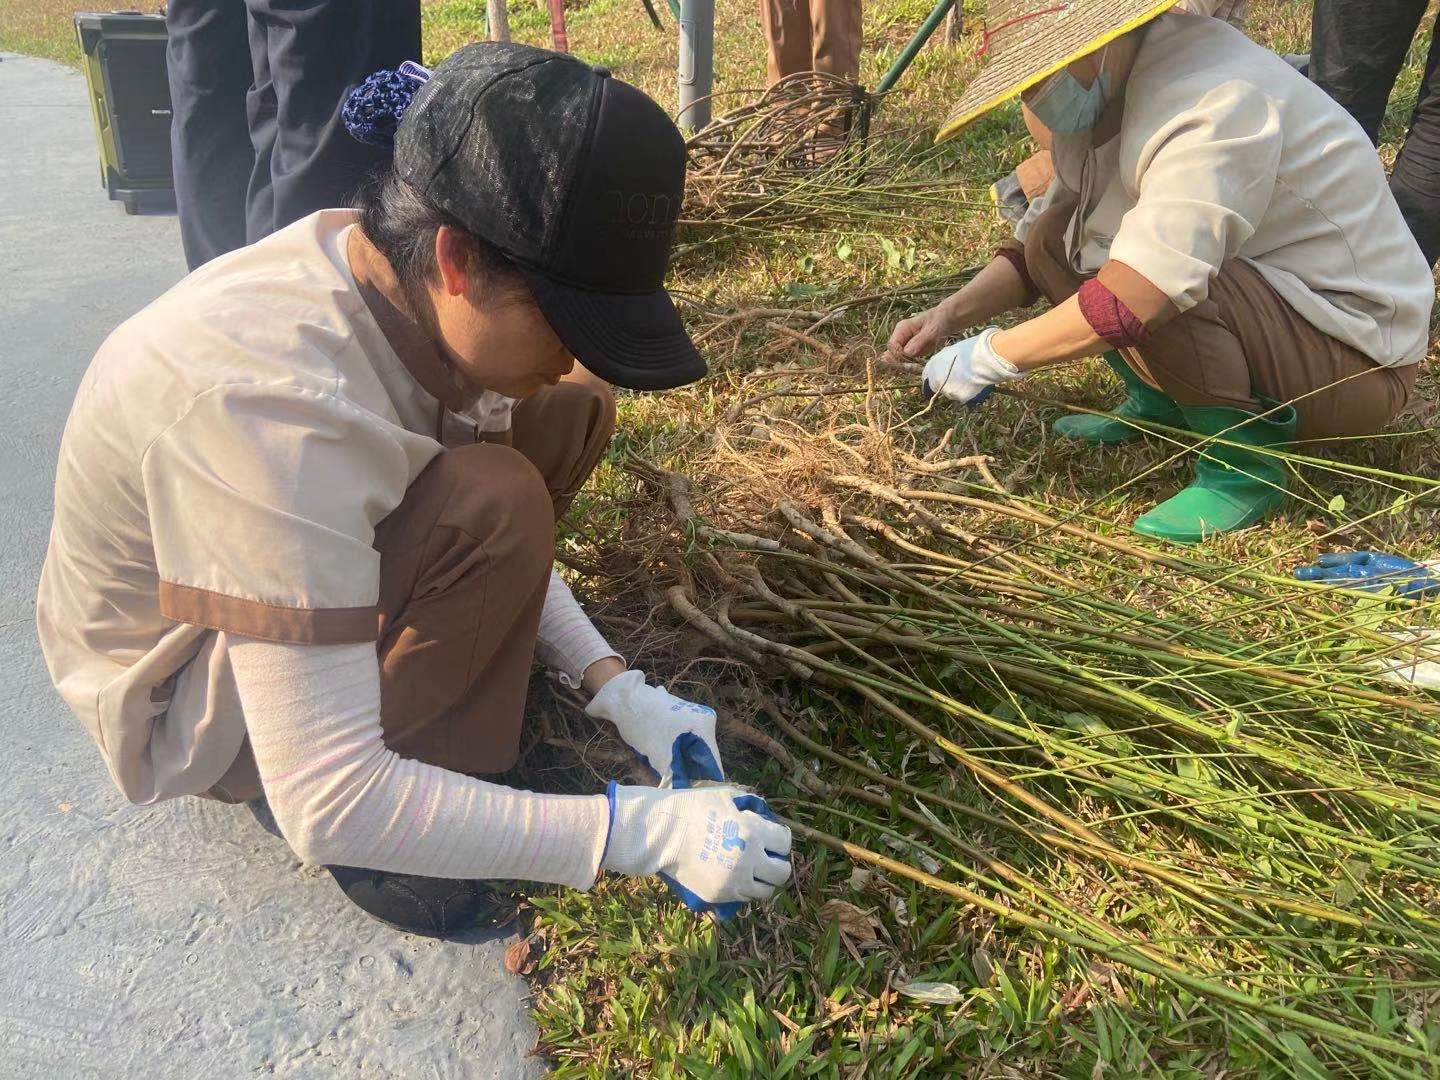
[0,0,118,64]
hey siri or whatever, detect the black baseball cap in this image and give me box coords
[393,43,704,391]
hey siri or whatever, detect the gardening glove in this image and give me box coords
[602,783,793,919]
[921,326,1024,407]
[1369,629,1440,690]
[586,670,724,788]
[1293,551,1439,599]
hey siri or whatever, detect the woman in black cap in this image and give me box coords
[39,44,792,936]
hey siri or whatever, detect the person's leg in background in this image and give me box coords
[242,3,276,245]
[1023,204,1409,541]
[1310,0,1427,144]
[1020,195,1401,437]
[810,0,863,83]
[244,0,421,243]
[165,0,254,270]
[1098,274,1293,544]
[1390,14,1440,265]
[761,0,814,85]
[1195,261,1415,445]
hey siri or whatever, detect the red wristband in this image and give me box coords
[1078,278,1148,347]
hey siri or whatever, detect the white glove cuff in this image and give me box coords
[585,668,647,723]
[973,327,1024,381]
[601,785,675,877]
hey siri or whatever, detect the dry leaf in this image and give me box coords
[503,933,543,976]
[848,867,872,891]
[897,981,963,1005]
[771,1009,802,1035]
[1061,979,1093,1012]
[819,899,882,946]
[972,946,995,987]
[890,896,912,927]
[822,999,863,1022]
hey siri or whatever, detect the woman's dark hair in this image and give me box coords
[357,168,524,307]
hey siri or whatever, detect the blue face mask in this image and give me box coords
[1026,61,1110,134]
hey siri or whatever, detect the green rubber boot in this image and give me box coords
[1053,352,1184,444]
[1132,401,1297,544]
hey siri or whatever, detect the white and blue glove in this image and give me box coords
[587,670,724,788]
[921,326,1024,406]
[601,783,793,919]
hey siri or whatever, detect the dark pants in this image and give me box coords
[166,0,421,271]
[1310,0,1440,265]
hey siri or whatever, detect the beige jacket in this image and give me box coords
[37,211,516,804]
[1179,0,1246,25]
[1023,12,1433,367]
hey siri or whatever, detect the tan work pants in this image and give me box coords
[760,0,863,84]
[1022,198,1415,443]
[206,372,616,801]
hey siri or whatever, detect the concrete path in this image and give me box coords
[0,53,546,1079]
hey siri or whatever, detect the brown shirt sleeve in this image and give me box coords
[1096,259,1181,330]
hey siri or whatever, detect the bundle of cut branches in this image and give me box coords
[609,390,1440,1073]
[680,80,994,233]
[686,73,869,189]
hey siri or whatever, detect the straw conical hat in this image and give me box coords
[938,0,1182,141]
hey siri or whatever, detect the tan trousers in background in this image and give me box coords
[1021,198,1415,443]
[760,0,863,84]
[206,371,616,801]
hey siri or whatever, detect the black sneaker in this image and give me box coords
[325,866,497,937]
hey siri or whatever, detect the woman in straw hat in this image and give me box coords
[888,1,1433,543]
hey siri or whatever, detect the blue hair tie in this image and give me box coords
[342,62,432,149]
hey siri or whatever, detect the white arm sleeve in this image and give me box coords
[228,636,610,887]
[535,570,621,686]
